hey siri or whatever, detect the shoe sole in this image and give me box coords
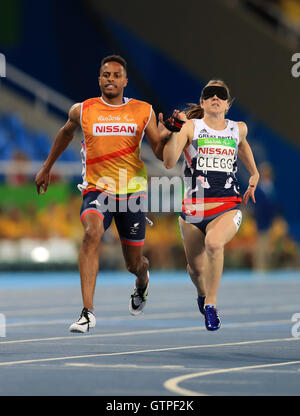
[205,325,221,331]
[129,299,147,316]
[69,317,96,333]
[204,319,221,331]
[69,324,89,333]
[129,279,149,316]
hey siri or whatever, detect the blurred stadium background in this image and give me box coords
[0,0,300,273]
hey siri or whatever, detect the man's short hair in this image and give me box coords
[100,55,127,73]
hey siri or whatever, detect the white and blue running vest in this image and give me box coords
[182,118,242,204]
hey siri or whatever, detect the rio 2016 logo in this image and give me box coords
[291,53,300,78]
[0,53,6,78]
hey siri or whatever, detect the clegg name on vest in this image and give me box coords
[93,123,137,136]
[196,137,236,173]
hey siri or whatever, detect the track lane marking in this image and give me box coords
[0,319,291,344]
[3,303,299,318]
[164,360,300,396]
[65,363,184,370]
[0,337,299,367]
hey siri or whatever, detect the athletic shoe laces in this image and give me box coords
[131,287,147,306]
[78,307,90,327]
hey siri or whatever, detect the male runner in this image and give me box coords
[35,55,167,333]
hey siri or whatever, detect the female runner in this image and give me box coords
[161,80,259,330]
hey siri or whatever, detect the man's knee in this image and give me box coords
[82,224,103,248]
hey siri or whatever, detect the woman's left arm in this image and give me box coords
[238,122,260,204]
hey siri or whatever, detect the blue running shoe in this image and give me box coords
[197,296,206,315]
[204,305,221,331]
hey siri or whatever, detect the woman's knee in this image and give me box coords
[187,263,205,278]
[205,236,224,257]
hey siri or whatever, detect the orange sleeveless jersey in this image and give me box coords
[80,97,152,196]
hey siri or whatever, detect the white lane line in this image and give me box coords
[65,363,184,370]
[0,337,299,367]
[164,360,300,396]
[0,319,291,344]
[3,315,199,327]
[7,320,69,327]
[3,303,300,319]
[6,320,71,327]
[0,326,202,344]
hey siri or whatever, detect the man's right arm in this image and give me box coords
[35,102,81,194]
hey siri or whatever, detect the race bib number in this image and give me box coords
[196,137,236,173]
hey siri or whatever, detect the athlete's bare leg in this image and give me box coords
[179,210,241,307]
[178,216,207,297]
[78,213,105,311]
[121,243,149,289]
[204,209,240,306]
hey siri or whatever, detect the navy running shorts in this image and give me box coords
[180,203,242,235]
[80,190,147,246]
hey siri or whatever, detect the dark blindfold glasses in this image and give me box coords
[202,86,228,101]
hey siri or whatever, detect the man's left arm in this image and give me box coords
[144,110,171,161]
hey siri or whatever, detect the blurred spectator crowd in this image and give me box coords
[1,111,299,271]
[243,0,300,45]
[0,112,78,165]
[0,190,299,271]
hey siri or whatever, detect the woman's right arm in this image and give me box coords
[163,119,194,169]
